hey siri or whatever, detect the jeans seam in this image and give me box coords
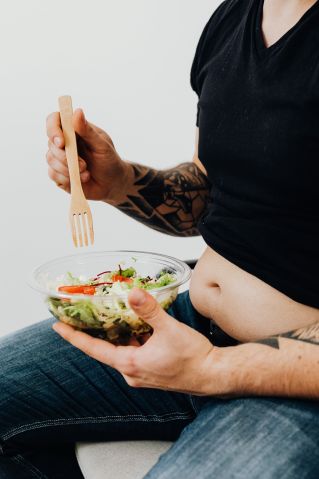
[12,453,47,479]
[2,411,195,441]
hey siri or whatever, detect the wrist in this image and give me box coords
[104,160,134,205]
[203,343,283,398]
[202,345,244,397]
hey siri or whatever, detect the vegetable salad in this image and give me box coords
[48,265,178,343]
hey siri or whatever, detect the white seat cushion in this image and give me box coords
[76,441,173,479]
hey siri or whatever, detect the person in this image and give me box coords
[1,0,319,477]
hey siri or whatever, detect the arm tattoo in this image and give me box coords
[116,162,210,236]
[254,322,319,350]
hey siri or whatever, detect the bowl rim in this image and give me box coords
[28,250,192,301]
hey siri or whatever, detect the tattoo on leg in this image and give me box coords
[254,323,319,350]
[116,163,210,236]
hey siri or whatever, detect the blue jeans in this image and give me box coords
[0,292,318,478]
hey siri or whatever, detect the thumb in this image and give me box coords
[73,108,100,144]
[128,288,169,331]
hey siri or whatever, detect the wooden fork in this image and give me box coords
[58,95,94,247]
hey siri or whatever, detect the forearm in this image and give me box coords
[206,322,319,399]
[107,161,210,237]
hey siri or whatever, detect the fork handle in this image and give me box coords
[58,96,83,195]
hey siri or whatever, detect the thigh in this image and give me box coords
[0,317,196,452]
[145,397,319,479]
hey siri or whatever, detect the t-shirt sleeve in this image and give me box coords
[190,19,211,126]
[190,1,229,126]
[190,16,213,96]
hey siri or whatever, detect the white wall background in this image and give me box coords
[0,0,220,337]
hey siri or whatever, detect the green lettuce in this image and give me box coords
[60,300,100,326]
[119,267,136,278]
[66,272,83,285]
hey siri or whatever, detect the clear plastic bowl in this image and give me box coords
[29,251,191,343]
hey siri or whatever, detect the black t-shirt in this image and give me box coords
[191,0,319,308]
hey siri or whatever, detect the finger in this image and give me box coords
[73,109,101,144]
[80,170,91,183]
[46,112,65,148]
[48,163,90,186]
[52,322,138,371]
[52,322,118,366]
[48,140,67,162]
[47,145,88,174]
[128,289,169,331]
[76,157,88,173]
[48,167,70,187]
[46,151,69,177]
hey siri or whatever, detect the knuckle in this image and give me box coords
[47,167,56,181]
[55,147,66,161]
[78,159,87,172]
[47,155,69,177]
[46,112,55,130]
[46,151,54,165]
[123,352,138,376]
[143,301,160,321]
[80,171,89,182]
[46,113,52,126]
[58,182,69,192]
[54,146,65,160]
[46,112,60,138]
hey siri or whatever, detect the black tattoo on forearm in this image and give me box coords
[116,162,210,236]
[257,337,280,349]
[254,322,319,350]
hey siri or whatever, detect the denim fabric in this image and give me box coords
[145,396,319,479]
[0,291,318,478]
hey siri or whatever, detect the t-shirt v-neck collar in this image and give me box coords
[253,0,319,58]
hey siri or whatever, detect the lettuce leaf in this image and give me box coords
[66,272,83,285]
[144,273,175,290]
[61,300,100,326]
[119,267,136,278]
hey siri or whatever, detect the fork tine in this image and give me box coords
[76,214,84,247]
[81,213,89,247]
[86,210,94,244]
[70,214,78,248]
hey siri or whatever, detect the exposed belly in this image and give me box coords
[189,247,319,342]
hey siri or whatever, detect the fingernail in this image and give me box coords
[54,136,62,146]
[131,288,146,306]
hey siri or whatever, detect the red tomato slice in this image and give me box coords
[58,285,86,294]
[58,285,96,295]
[112,275,133,283]
[82,286,96,295]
